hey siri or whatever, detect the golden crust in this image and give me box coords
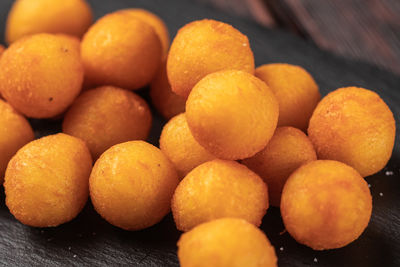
[186,70,279,160]
[178,218,277,267]
[308,86,396,177]
[63,86,152,159]
[167,19,255,98]
[172,159,269,231]
[0,34,84,118]
[89,141,179,230]
[242,126,317,206]
[281,160,372,250]
[4,133,92,227]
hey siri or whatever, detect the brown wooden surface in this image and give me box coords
[196,0,400,75]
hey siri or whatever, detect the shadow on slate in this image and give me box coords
[0,0,399,266]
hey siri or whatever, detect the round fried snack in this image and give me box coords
[0,100,34,182]
[81,12,162,90]
[160,113,215,178]
[150,61,185,119]
[308,87,396,177]
[186,70,279,160]
[172,159,269,232]
[116,8,170,58]
[6,0,93,44]
[4,133,92,227]
[90,141,179,230]
[63,86,152,159]
[242,127,317,206]
[0,34,84,118]
[178,218,277,267]
[167,19,255,98]
[281,160,372,250]
[255,63,320,131]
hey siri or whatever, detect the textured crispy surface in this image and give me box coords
[255,63,320,131]
[172,159,268,232]
[150,61,185,119]
[178,218,277,267]
[242,126,316,206]
[160,113,215,178]
[116,8,170,59]
[5,0,93,44]
[0,34,84,118]
[281,160,372,250]
[63,86,152,159]
[0,45,5,56]
[89,141,179,231]
[0,100,34,182]
[167,19,255,98]
[308,87,396,177]
[4,133,92,227]
[81,12,162,90]
[186,70,279,160]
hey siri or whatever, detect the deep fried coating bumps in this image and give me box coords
[172,159,269,231]
[89,141,179,230]
[281,160,372,250]
[255,63,320,131]
[81,12,162,90]
[4,133,92,227]
[308,87,395,177]
[116,9,170,58]
[150,61,185,119]
[186,70,279,160]
[242,127,317,206]
[0,34,84,118]
[63,86,152,159]
[167,19,255,98]
[0,99,34,182]
[178,218,277,267]
[6,0,93,44]
[160,113,215,178]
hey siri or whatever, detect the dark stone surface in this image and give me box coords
[0,0,399,266]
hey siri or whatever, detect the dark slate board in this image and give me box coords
[0,0,399,266]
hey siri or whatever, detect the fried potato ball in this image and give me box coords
[0,34,84,118]
[308,87,396,177]
[63,86,152,159]
[186,70,279,160]
[178,218,277,267]
[255,63,320,131]
[167,19,255,98]
[90,141,179,230]
[4,133,92,227]
[0,100,34,182]
[160,113,216,178]
[81,12,162,90]
[150,61,185,119]
[172,159,269,232]
[116,9,170,58]
[281,160,372,250]
[6,0,93,44]
[242,127,317,206]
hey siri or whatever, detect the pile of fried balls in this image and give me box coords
[0,0,396,266]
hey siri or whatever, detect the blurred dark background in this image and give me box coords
[195,0,400,75]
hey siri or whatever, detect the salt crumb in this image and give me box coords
[47,238,53,242]
[385,171,394,176]
[40,230,44,234]
[92,232,97,236]
[279,247,284,251]
[314,257,318,263]
[73,255,77,258]
[379,192,384,197]
[368,184,371,188]
[68,246,72,251]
